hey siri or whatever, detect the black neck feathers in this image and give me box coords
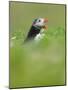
[25,26,41,42]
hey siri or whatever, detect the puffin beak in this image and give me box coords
[43,18,48,30]
[44,18,48,23]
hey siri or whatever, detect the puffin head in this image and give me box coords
[32,18,48,29]
[24,18,48,43]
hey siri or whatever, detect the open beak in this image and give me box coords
[44,18,48,23]
[43,18,48,30]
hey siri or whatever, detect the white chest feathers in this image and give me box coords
[34,29,45,42]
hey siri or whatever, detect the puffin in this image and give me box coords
[24,18,48,43]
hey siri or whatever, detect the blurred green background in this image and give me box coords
[9,1,66,88]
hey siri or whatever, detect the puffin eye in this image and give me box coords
[38,20,41,22]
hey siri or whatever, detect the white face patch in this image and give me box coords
[33,18,46,27]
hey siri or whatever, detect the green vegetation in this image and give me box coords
[9,2,66,88]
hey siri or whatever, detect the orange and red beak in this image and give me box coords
[44,18,48,23]
[43,18,48,30]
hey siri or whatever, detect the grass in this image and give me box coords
[10,27,65,88]
[9,2,66,88]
